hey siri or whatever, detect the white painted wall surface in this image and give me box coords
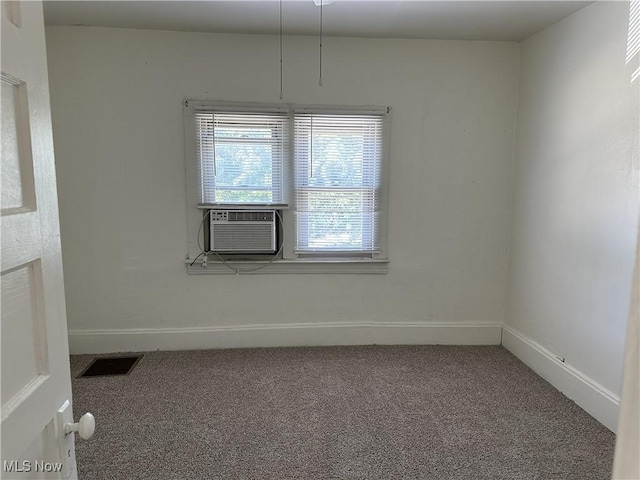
[45,27,518,349]
[505,2,639,397]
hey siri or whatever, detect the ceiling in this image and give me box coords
[43,1,592,42]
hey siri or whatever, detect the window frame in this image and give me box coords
[194,107,289,206]
[203,125,281,203]
[184,100,390,274]
[292,112,384,256]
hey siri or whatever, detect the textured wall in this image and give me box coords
[506,1,639,396]
[46,27,518,339]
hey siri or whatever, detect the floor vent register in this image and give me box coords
[79,355,143,378]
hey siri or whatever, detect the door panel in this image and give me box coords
[1,1,78,478]
[1,261,48,408]
[13,420,59,480]
[1,73,35,214]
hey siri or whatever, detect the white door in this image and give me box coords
[2,1,80,479]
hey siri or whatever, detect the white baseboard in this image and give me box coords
[68,322,502,355]
[502,325,620,432]
[69,323,618,429]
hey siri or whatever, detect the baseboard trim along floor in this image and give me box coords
[501,325,620,432]
[68,322,502,355]
[68,323,618,432]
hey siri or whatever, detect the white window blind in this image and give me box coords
[294,113,384,254]
[195,111,288,205]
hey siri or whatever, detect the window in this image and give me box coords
[195,110,288,205]
[185,101,389,273]
[294,113,384,254]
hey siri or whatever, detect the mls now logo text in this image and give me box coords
[4,460,63,473]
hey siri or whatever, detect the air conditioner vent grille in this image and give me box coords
[213,224,274,251]
[228,211,274,222]
[209,209,276,253]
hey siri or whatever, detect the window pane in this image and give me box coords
[196,111,286,205]
[215,189,273,204]
[215,126,273,139]
[307,134,364,188]
[214,143,273,189]
[294,113,383,253]
[306,213,363,250]
[301,191,364,250]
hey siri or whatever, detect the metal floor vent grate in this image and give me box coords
[79,355,143,378]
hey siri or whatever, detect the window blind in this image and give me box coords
[294,113,384,253]
[195,111,288,205]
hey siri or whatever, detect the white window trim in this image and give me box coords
[184,100,391,274]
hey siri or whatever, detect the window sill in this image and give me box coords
[185,257,389,275]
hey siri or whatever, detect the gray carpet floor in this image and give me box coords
[69,346,615,480]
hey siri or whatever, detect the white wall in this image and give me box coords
[45,27,518,351]
[504,0,639,423]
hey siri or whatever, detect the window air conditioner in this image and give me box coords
[209,210,276,253]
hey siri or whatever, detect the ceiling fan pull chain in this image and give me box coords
[319,0,323,86]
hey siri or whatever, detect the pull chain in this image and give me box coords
[279,0,284,99]
[319,0,323,86]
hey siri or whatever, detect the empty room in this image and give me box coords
[1,0,638,479]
